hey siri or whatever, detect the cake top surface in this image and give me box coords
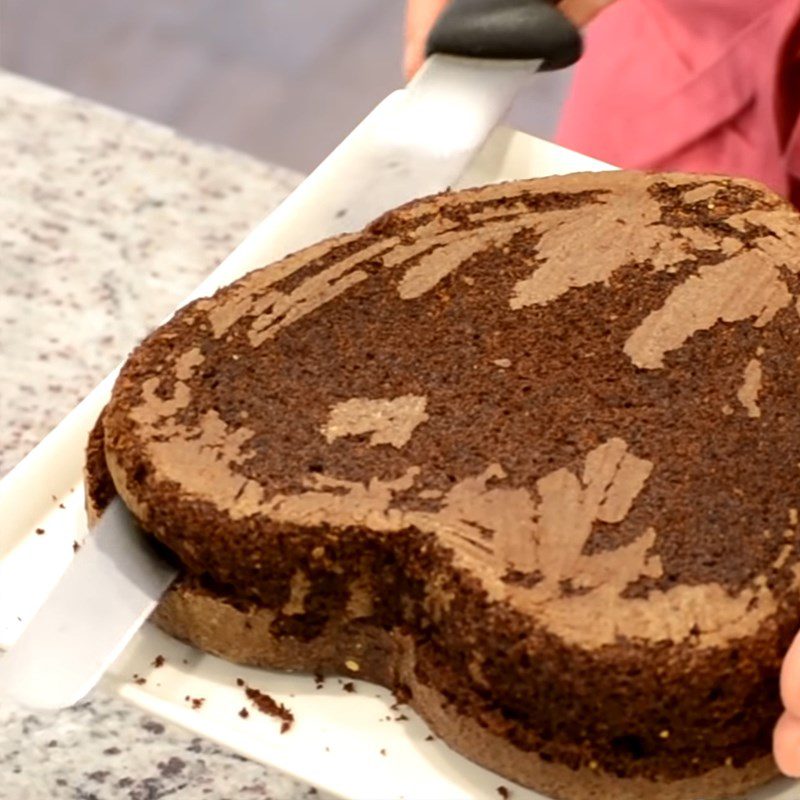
[103,171,800,650]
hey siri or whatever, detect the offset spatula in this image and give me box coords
[0,0,580,710]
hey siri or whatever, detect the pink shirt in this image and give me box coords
[556,0,800,201]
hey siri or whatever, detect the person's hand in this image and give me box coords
[775,632,800,775]
[404,0,618,80]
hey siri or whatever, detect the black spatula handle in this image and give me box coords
[426,0,582,71]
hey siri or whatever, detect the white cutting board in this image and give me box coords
[0,91,794,800]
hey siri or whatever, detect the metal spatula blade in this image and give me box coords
[325,54,541,236]
[0,498,177,709]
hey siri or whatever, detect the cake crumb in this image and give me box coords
[344,659,360,672]
[242,684,294,732]
[236,678,245,687]
[395,714,409,721]
[239,708,249,719]
[72,541,81,553]
[380,748,387,756]
[35,527,45,535]
[314,672,325,688]
[132,674,146,686]
[497,787,511,799]
[342,682,356,693]
[425,735,435,742]
[152,655,165,668]
[187,697,204,710]
[59,503,65,509]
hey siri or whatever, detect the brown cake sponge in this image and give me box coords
[91,171,800,799]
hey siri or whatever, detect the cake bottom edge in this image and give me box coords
[152,581,778,800]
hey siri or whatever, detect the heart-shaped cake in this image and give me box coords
[87,171,800,799]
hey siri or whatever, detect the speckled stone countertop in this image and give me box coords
[0,70,332,800]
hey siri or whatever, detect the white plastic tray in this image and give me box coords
[0,92,793,800]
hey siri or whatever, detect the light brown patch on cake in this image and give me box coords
[248,239,396,347]
[395,222,520,300]
[727,209,800,263]
[174,347,204,381]
[321,395,429,449]
[200,235,362,338]
[282,570,312,616]
[624,252,791,369]
[737,358,763,418]
[128,398,263,519]
[133,377,192,422]
[682,184,721,204]
[440,463,538,563]
[508,197,705,310]
[345,575,376,619]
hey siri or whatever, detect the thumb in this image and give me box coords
[405,0,451,80]
[557,0,617,27]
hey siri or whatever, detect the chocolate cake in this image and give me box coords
[87,171,800,799]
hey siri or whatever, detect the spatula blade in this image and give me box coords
[304,54,541,238]
[0,498,178,709]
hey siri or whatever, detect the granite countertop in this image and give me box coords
[0,70,332,800]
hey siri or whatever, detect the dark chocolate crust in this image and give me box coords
[94,172,800,795]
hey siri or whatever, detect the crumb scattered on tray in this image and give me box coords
[152,655,165,668]
[72,541,81,553]
[395,714,409,721]
[132,674,146,686]
[342,682,356,693]
[58,503,65,509]
[380,748,387,756]
[497,787,511,799]
[425,734,435,742]
[314,672,325,689]
[241,683,295,733]
[35,527,45,535]
[236,678,245,687]
[190,697,205,710]
[238,708,250,719]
